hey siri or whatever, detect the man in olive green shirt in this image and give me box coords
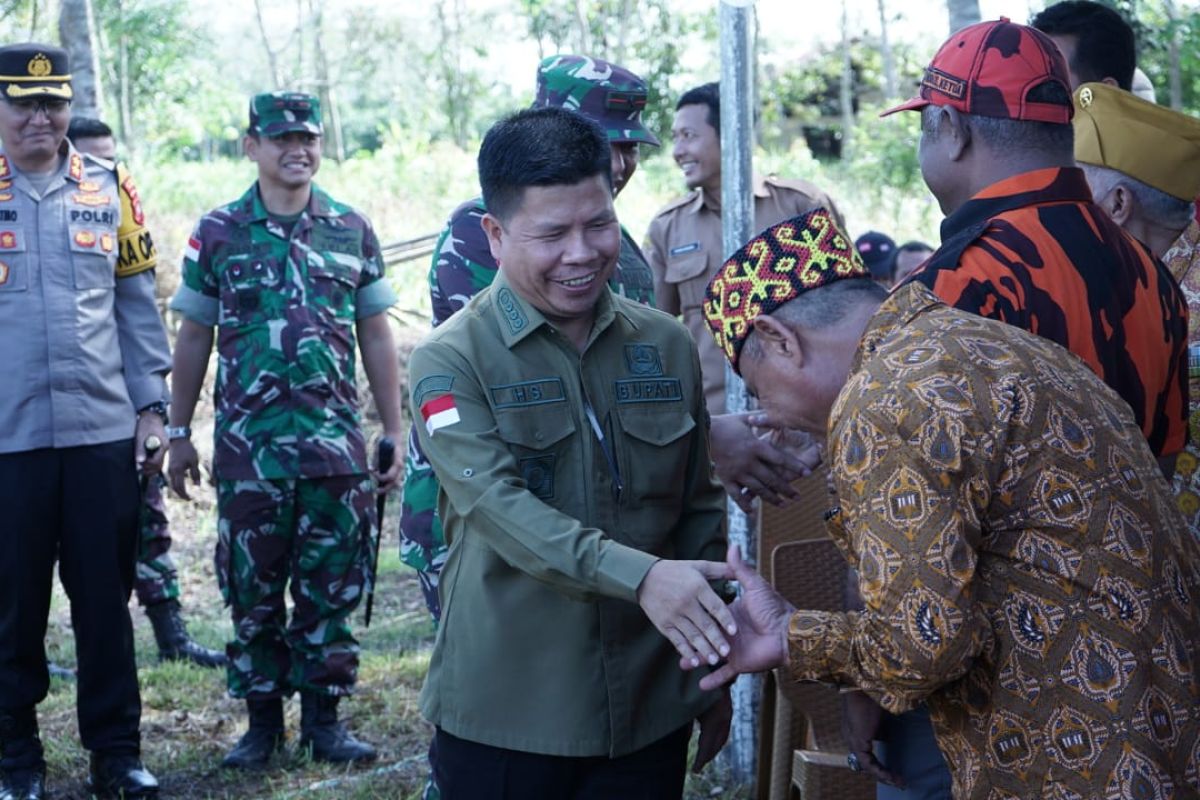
[408,107,735,798]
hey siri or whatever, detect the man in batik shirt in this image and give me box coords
[697,208,1200,799]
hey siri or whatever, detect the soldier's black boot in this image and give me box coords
[298,693,377,764]
[0,709,46,800]
[145,599,227,668]
[221,698,285,770]
[86,753,157,799]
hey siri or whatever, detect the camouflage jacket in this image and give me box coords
[430,197,654,325]
[171,182,397,480]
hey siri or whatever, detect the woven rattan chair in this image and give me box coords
[772,538,874,800]
[755,466,833,800]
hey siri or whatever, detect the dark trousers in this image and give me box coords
[433,725,691,800]
[0,441,142,756]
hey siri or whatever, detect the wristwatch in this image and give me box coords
[166,425,192,441]
[138,400,169,423]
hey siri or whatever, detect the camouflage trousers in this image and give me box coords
[398,427,448,622]
[216,474,375,699]
[135,475,180,606]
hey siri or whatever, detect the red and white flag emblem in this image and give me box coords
[184,236,201,262]
[421,394,460,436]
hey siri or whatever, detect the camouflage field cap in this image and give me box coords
[1074,82,1200,201]
[0,43,72,101]
[249,91,323,137]
[704,208,871,373]
[881,18,1073,124]
[534,55,660,147]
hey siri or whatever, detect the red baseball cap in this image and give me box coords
[881,18,1073,124]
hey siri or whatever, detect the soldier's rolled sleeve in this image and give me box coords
[168,284,219,327]
[115,268,171,407]
[409,340,659,602]
[354,279,397,319]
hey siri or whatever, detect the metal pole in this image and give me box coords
[719,0,759,788]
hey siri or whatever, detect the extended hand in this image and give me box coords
[638,559,736,668]
[695,544,795,691]
[710,412,820,513]
[168,439,202,500]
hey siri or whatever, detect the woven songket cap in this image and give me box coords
[703,208,871,373]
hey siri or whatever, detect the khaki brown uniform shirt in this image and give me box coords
[407,272,726,757]
[644,174,843,413]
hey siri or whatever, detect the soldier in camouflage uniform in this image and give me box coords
[167,92,403,770]
[400,55,660,624]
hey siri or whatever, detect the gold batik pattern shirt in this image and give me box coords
[788,283,1200,799]
[1167,220,1200,537]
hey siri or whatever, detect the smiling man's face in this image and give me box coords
[671,103,721,194]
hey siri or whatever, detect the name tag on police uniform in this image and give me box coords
[669,242,701,257]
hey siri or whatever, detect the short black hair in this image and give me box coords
[1030,1,1136,91]
[889,241,934,278]
[677,82,720,136]
[478,106,611,222]
[67,117,113,140]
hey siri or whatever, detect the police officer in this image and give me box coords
[66,115,225,670]
[645,81,845,415]
[0,44,163,799]
[167,92,402,769]
[409,106,736,799]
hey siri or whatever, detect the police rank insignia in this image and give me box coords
[73,192,110,207]
[68,153,82,182]
[78,180,101,193]
[99,233,114,253]
[0,231,15,249]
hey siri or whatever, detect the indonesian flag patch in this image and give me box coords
[421,394,460,436]
[184,236,201,262]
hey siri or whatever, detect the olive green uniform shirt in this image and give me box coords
[408,272,726,757]
[644,174,844,414]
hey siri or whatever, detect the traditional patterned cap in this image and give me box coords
[1074,82,1200,202]
[249,91,323,137]
[880,18,1072,124]
[534,55,660,146]
[0,43,71,100]
[703,208,871,372]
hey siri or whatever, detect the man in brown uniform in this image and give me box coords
[644,81,843,415]
[1071,82,1200,537]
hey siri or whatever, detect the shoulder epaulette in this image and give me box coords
[651,191,700,219]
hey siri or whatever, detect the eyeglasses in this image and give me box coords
[4,97,71,118]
